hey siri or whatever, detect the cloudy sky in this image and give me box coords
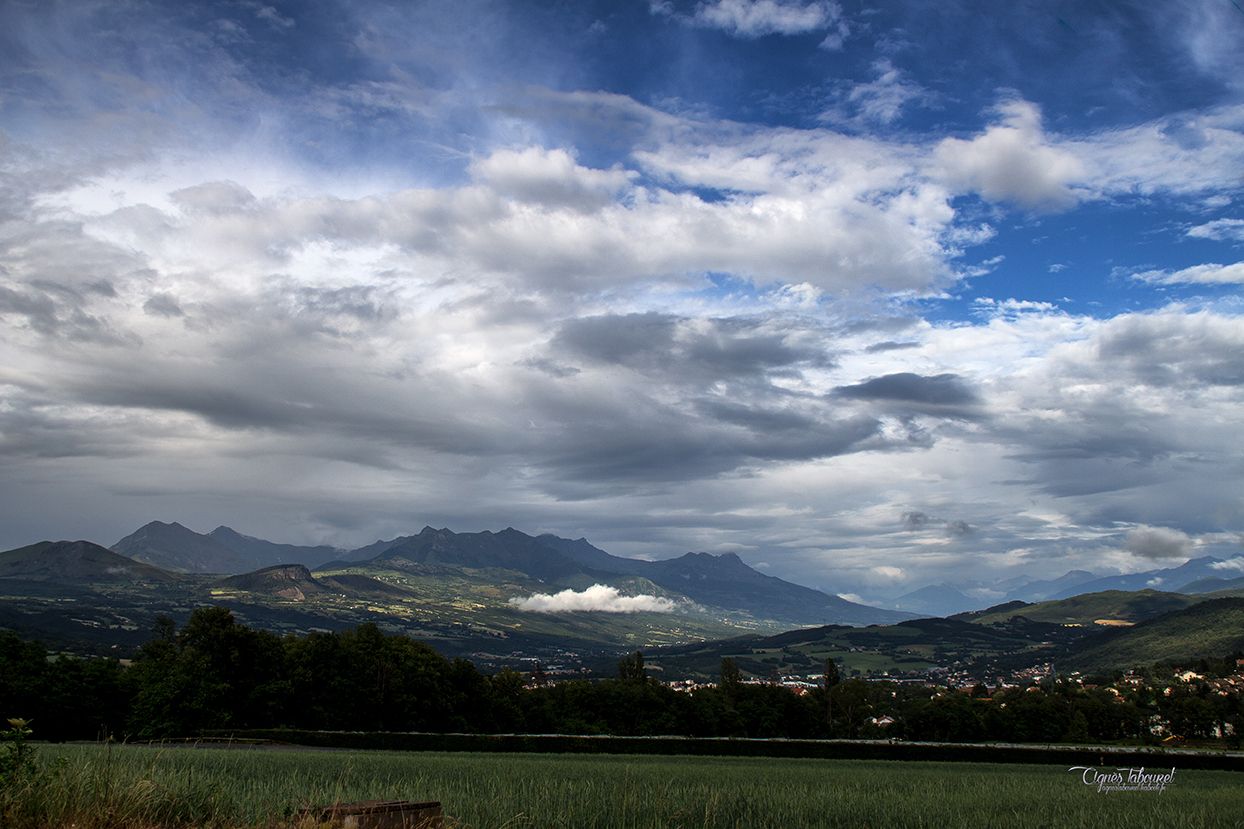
[1,0,1242,602]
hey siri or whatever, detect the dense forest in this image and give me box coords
[2,608,1241,746]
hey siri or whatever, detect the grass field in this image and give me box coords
[3,744,1243,828]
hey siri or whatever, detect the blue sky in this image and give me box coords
[1,0,1242,604]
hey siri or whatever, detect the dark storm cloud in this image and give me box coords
[901,511,974,537]
[833,372,982,419]
[945,519,974,537]
[1095,314,1244,387]
[56,347,508,462]
[519,311,886,490]
[836,372,978,406]
[143,293,184,318]
[864,340,919,353]
[538,406,880,487]
[551,312,832,382]
[694,399,820,433]
[518,357,581,378]
[901,510,932,530]
[554,312,677,365]
[1124,525,1192,559]
[0,284,133,345]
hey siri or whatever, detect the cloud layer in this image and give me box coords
[0,0,1242,601]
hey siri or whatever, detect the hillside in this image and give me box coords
[214,564,328,601]
[1065,598,1244,672]
[0,540,180,584]
[643,614,1075,680]
[964,590,1203,627]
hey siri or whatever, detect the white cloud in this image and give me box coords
[1132,262,1244,285]
[1211,557,1244,573]
[827,60,925,125]
[1073,106,1244,198]
[1187,218,1244,242]
[934,100,1085,210]
[691,0,844,39]
[508,584,677,613]
[468,147,634,212]
[972,297,1058,318]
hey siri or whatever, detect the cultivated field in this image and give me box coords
[3,744,1243,828]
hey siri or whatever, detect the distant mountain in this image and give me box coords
[642,552,909,625]
[1049,557,1224,599]
[891,583,977,617]
[207,526,341,570]
[215,564,328,601]
[1005,570,1098,603]
[965,590,1203,627]
[1066,597,1244,672]
[112,521,250,574]
[0,540,179,584]
[113,521,342,574]
[1174,575,1244,594]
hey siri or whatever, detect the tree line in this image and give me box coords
[1,608,1241,745]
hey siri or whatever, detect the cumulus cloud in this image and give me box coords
[935,100,1085,210]
[508,584,677,613]
[1124,525,1192,559]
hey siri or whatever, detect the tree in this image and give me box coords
[720,657,741,694]
[823,657,841,730]
[618,651,646,682]
[824,658,841,688]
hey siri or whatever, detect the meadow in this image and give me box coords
[2,744,1243,828]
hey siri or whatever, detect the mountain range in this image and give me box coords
[107,521,910,627]
[3,523,1244,679]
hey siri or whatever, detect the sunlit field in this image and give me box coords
[3,744,1243,828]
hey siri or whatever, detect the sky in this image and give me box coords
[1,0,1243,604]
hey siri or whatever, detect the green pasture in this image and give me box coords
[3,744,1242,828]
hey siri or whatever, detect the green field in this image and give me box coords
[3,745,1243,828]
